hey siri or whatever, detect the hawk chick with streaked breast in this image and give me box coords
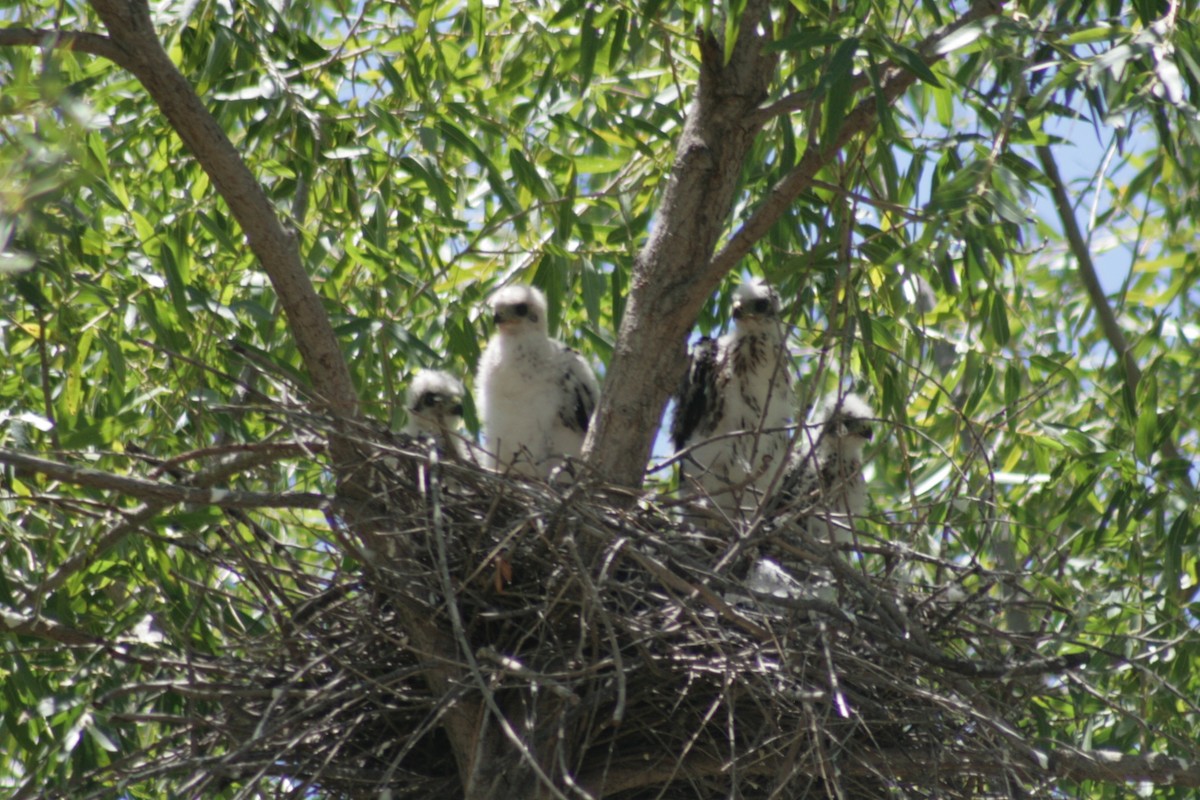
[404,370,469,461]
[671,279,795,522]
[778,392,875,541]
[476,284,600,478]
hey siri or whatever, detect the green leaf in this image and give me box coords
[468,0,484,54]
[820,37,859,152]
[933,21,985,55]
[886,40,943,87]
[989,294,1010,346]
[1064,25,1122,45]
[1004,363,1021,411]
[509,149,550,201]
[723,0,746,65]
[1134,372,1158,463]
[159,238,193,326]
[607,9,629,72]
[579,5,600,92]
[1163,512,1190,602]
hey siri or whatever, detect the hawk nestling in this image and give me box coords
[476,284,600,477]
[403,370,469,461]
[778,392,875,541]
[670,279,795,522]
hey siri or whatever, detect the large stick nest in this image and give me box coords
[65,419,1083,799]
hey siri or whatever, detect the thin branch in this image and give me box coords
[84,0,361,442]
[0,448,329,510]
[582,743,1200,795]
[1035,146,1140,392]
[1049,746,1200,788]
[20,443,309,605]
[809,178,928,222]
[142,441,323,480]
[749,1,998,128]
[0,607,107,647]
[1035,144,1196,494]
[750,87,816,127]
[708,0,1004,284]
[0,27,132,69]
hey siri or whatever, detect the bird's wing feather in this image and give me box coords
[556,345,599,434]
[670,336,721,451]
[777,442,821,509]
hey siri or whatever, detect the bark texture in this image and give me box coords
[583,0,778,486]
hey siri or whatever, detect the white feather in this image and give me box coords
[784,392,875,541]
[673,280,794,520]
[404,370,469,460]
[476,285,600,477]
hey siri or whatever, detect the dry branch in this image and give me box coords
[0,448,328,510]
[9,418,1195,799]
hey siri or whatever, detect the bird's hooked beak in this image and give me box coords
[849,419,873,441]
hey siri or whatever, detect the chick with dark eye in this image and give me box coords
[404,370,469,460]
[476,283,601,476]
[732,295,776,319]
[670,278,795,524]
[776,392,876,542]
[494,301,537,326]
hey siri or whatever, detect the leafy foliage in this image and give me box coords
[0,0,1198,797]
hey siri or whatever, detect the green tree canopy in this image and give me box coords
[0,0,1198,797]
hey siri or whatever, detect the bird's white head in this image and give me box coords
[731,279,782,330]
[815,392,875,455]
[488,284,549,337]
[405,370,465,436]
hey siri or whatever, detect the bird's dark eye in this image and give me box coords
[421,393,440,408]
[753,298,771,314]
[514,302,529,317]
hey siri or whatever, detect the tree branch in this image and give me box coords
[0,448,329,510]
[20,443,324,605]
[1049,746,1200,787]
[82,0,361,451]
[1036,144,1195,494]
[583,0,777,487]
[709,0,1004,283]
[1035,146,1140,391]
[580,742,1200,796]
[0,27,132,69]
[584,0,1005,489]
[0,607,108,647]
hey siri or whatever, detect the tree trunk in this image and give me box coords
[584,0,777,488]
[585,0,1005,490]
